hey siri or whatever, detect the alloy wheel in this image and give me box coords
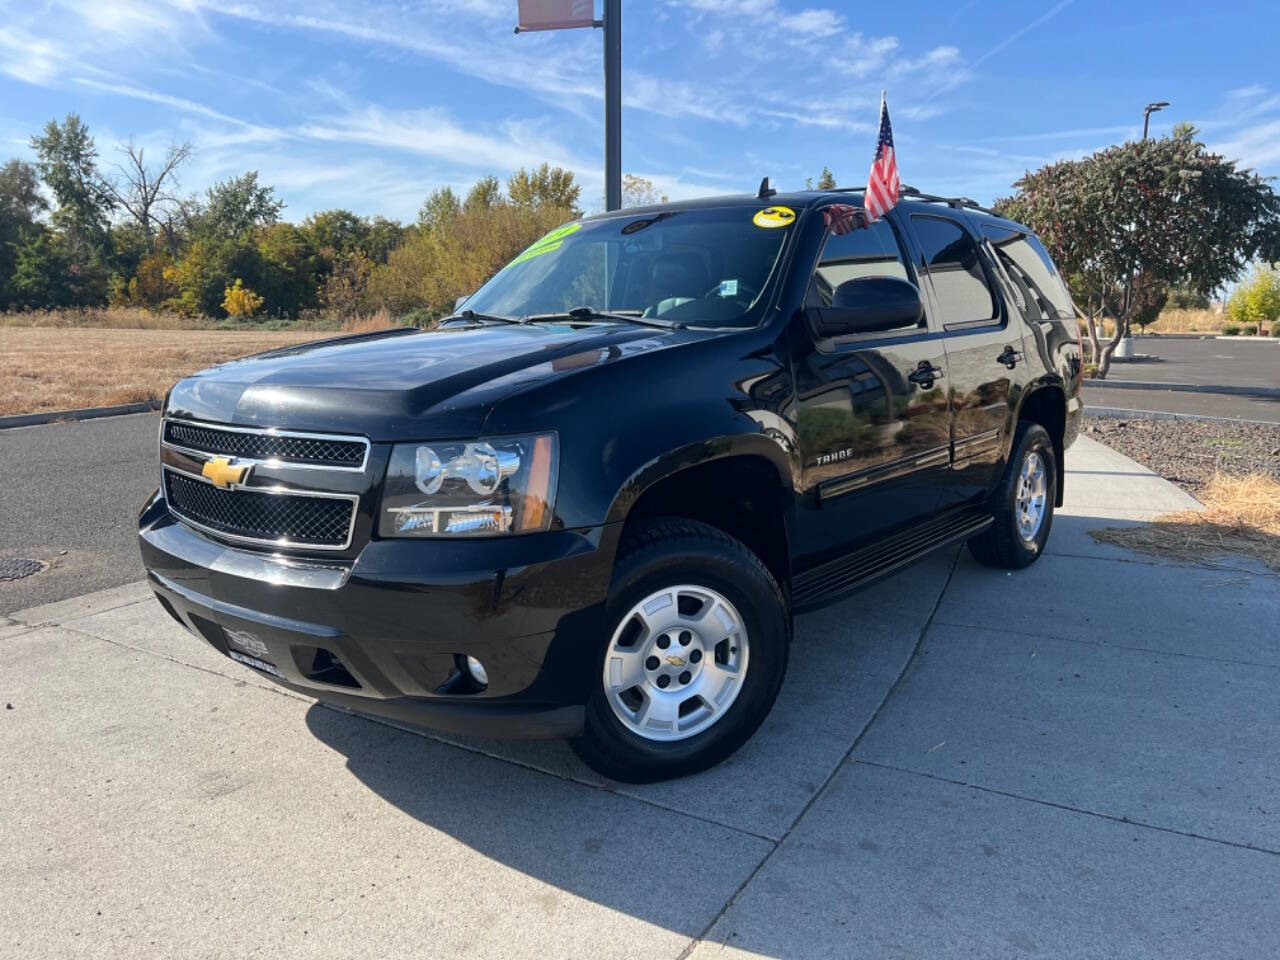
[602,584,750,742]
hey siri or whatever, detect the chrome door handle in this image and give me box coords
[997,346,1023,369]
[908,363,945,388]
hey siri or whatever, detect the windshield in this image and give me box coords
[461,205,797,328]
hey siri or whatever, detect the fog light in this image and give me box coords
[464,655,488,687]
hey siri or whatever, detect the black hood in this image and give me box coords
[164,323,686,440]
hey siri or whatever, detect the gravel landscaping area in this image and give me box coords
[1085,417,1280,494]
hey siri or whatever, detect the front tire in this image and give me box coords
[967,422,1056,569]
[571,518,789,783]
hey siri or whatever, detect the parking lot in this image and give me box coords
[3,435,1277,958]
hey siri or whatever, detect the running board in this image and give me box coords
[791,506,992,612]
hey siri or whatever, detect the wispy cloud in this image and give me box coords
[73,77,285,141]
[918,0,1077,108]
[298,106,589,176]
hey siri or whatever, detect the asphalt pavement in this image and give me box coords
[1084,385,1280,422]
[3,437,1277,959]
[1112,335,1279,388]
[0,412,159,613]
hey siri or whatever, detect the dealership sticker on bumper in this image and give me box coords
[227,649,283,678]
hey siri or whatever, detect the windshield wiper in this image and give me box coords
[519,307,682,329]
[441,309,520,325]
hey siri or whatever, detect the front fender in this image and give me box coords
[604,431,797,524]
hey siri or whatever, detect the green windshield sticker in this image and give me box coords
[510,222,582,266]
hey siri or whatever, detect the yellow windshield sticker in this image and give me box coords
[753,206,796,229]
[510,222,582,265]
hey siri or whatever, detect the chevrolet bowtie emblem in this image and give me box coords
[665,655,686,668]
[201,456,249,489]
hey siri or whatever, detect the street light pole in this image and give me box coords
[1142,100,1169,140]
[603,0,621,211]
[1117,99,1171,362]
[514,1,621,211]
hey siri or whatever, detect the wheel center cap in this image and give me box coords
[644,630,705,688]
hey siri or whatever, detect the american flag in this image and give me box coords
[865,93,900,221]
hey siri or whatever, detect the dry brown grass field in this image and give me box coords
[0,327,336,416]
[1089,308,1229,337]
[1,307,406,417]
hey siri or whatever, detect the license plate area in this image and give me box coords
[226,649,284,678]
[189,614,284,679]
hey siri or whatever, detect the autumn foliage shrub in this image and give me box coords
[223,279,264,317]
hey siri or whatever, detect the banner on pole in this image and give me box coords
[517,0,595,31]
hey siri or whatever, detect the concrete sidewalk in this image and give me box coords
[3,437,1277,959]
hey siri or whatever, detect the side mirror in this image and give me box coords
[808,276,923,338]
[454,294,471,311]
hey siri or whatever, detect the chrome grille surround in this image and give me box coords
[162,465,360,551]
[162,418,369,471]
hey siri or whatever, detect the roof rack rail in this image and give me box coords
[899,185,1004,218]
[820,184,1006,219]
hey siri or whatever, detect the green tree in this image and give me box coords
[30,114,115,256]
[0,159,48,307]
[997,125,1280,377]
[1227,263,1280,328]
[197,171,284,239]
[464,176,502,212]
[507,163,581,214]
[362,215,405,263]
[168,236,263,317]
[9,231,74,307]
[30,114,115,304]
[300,209,368,256]
[806,166,837,190]
[418,187,461,232]
[255,222,321,318]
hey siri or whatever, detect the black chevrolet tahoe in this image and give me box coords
[139,188,1082,782]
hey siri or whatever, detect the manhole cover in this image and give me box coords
[0,558,48,582]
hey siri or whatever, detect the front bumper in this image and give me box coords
[139,493,621,739]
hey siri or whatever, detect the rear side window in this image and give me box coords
[911,215,997,326]
[806,218,910,308]
[986,228,1075,320]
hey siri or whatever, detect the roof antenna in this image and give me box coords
[757,176,777,199]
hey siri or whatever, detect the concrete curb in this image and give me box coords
[1083,379,1280,398]
[0,400,161,430]
[1083,405,1280,426]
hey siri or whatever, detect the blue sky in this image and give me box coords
[2,0,1278,222]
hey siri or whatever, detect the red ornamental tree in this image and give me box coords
[996,125,1280,378]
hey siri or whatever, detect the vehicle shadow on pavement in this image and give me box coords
[301,701,773,943]
[300,515,1280,957]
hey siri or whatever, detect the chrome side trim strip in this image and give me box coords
[162,417,371,472]
[952,427,1002,461]
[817,445,951,502]
[162,464,360,552]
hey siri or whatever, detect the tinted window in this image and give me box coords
[806,217,909,308]
[911,215,997,325]
[985,227,1074,320]
[462,206,793,329]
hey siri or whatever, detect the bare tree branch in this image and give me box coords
[104,138,193,249]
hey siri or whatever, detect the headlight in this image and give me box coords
[379,434,558,537]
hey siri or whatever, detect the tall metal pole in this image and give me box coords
[603,0,622,211]
[1142,100,1168,141]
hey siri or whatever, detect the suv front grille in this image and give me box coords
[163,470,356,549]
[163,420,367,468]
